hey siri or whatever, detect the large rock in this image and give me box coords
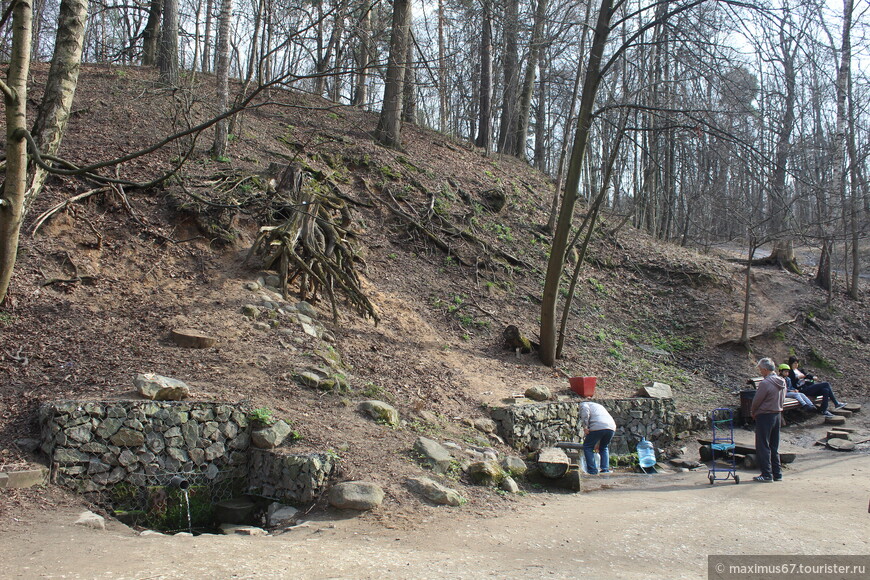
[639,382,673,399]
[169,328,217,349]
[500,456,528,477]
[524,386,551,401]
[134,373,190,401]
[473,418,497,434]
[413,437,454,474]
[358,400,400,427]
[251,420,293,449]
[74,511,106,530]
[219,524,268,536]
[500,476,520,494]
[328,481,384,511]
[267,503,299,528]
[406,477,463,506]
[467,461,505,486]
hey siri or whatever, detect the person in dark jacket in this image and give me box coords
[750,358,786,482]
[778,363,816,412]
[787,356,846,417]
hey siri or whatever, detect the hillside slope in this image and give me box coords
[1,66,868,513]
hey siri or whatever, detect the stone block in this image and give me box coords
[1,468,48,488]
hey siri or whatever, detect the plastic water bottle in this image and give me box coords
[592,454,600,472]
[637,438,656,469]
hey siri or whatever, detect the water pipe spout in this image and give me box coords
[168,475,190,490]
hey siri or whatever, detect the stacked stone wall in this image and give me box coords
[39,401,335,505]
[492,398,698,454]
[246,449,338,504]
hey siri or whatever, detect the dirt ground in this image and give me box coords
[1,408,868,580]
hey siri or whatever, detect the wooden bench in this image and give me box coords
[740,378,824,425]
[745,377,823,411]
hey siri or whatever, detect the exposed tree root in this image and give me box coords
[246,164,378,324]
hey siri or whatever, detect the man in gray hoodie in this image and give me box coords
[750,357,787,482]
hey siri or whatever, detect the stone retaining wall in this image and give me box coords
[246,449,338,503]
[39,400,335,506]
[492,398,702,454]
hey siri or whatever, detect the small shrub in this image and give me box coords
[248,407,275,427]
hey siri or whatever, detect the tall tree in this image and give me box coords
[375,0,412,148]
[0,0,34,305]
[157,0,179,84]
[25,0,90,212]
[475,0,493,150]
[211,0,233,158]
[497,0,520,153]
[142,0,163,66]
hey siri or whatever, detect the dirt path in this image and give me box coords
[2,415,868,580]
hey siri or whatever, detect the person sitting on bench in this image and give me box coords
[778,364,816,412]
[788,356,846,417]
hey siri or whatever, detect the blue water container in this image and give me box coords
[637,438,656,469]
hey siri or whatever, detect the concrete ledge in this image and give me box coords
[0,467,49,489]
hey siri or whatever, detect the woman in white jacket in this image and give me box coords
[579,401,617,475]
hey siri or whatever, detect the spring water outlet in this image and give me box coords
[168,475,190,490]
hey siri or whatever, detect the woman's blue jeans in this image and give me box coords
[583,429,614,474]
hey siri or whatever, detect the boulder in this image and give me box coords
[358,400,400,427]
[638,382,673,399]
[501,456,528,477]
[467,461,505,486]
[251,420,293,449]
[328,481,384,511]
[524,385,551,401]
[296,301,318,319]
[473,418,497,434]
[413,437,454,474]
[406,477,463,506]
[220,524,268,536]
[74,511,105,530]
[134,373,190,401]
[500,476,520,494]
[169,328,217,349]
[266,503,299,528]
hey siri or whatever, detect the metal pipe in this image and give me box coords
[168,475,190,490]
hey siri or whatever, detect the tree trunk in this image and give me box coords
[0,0,33,305]
[474,0,493,151]
[815,237,832,297]
[374,0,412,148]
[437,0,447,132]
[539,0,613,366]
[352,0,371,107]
[497,0,519,154]
[740,242,757,347]
[25,0,89,214]
[211,0,233,158]
[201,0,213,72]
[401,33,416,124]
[157,0,179,85]
[142,0,163,66]
[512,0,548,159]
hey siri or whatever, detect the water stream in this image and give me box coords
[183,489,192,534]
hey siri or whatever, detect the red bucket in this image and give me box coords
[569,376,596,397]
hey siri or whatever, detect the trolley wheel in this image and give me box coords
[734,475,740,484]
[709,474,715,485]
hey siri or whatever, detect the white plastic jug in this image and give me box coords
[637,438,656,468]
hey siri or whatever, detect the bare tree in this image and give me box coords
[375,0,412,148]
[0,0,34,304]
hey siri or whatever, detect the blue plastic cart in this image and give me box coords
[707,408,740,484]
